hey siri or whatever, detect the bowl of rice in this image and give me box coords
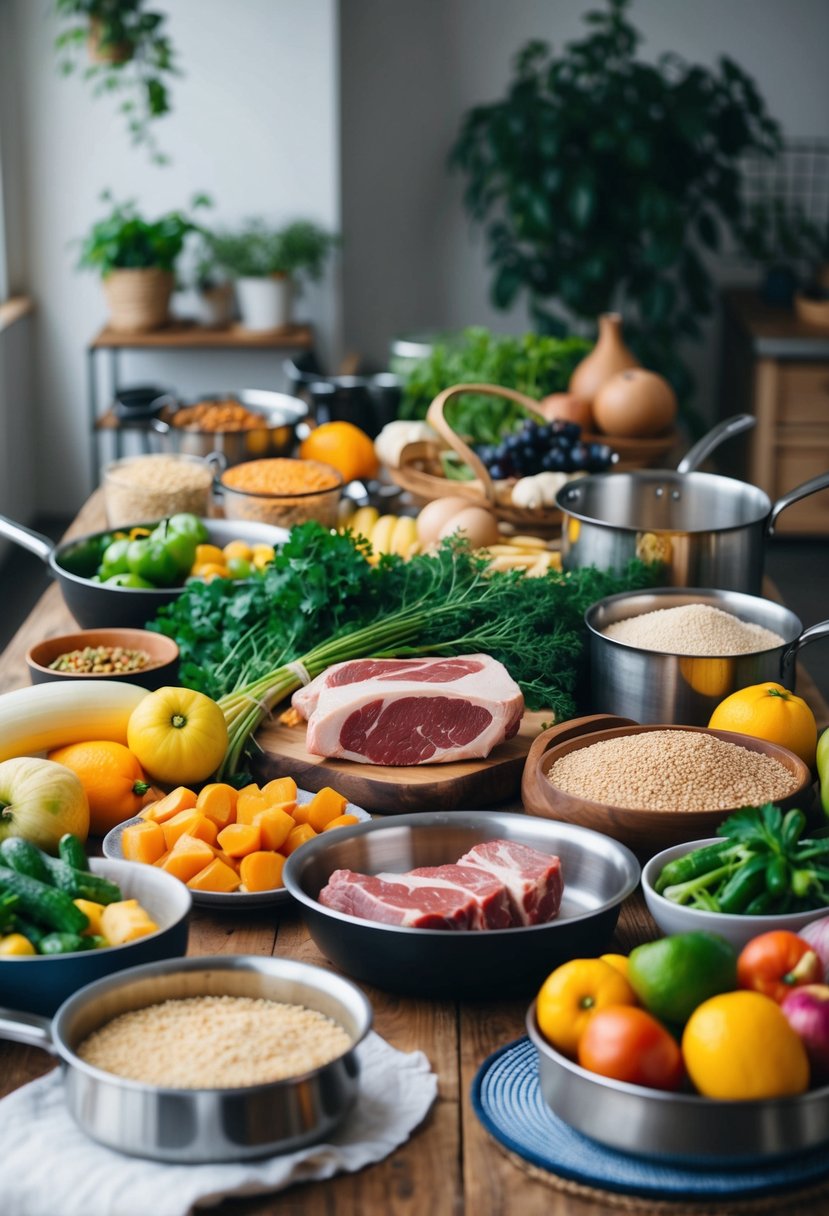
[584,587,827,727]
[520,714,812,856]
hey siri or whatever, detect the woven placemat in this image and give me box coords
[472,1038,829,1206]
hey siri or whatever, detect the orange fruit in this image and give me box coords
[682,990,809,1100]
[578,1005,684,1091]
[708,682,817,768]
[535,958,638,1058]
[299,421,379,484]
[48,740,151,836]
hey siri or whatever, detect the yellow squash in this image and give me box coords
[708,681,817,768]
[127,687,228,786]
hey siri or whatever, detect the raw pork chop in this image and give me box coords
[292,655,524,766]
[456,840,563,925]
[319,868,479,929]
[378,864,513,929]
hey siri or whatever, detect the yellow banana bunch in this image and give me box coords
[341,508,420,559]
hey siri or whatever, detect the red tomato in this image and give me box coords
[577,1005,684,1091]
[737,930,822,1003]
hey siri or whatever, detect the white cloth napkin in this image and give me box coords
[0,1032,437,1216]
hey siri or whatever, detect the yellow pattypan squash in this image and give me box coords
[708,682,817,768]
[127,687,228,786]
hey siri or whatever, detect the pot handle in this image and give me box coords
[789,617,829,661]
[0,514,55,564]
[0,1007,59,1055]
[676,414,756,474]
[767,472,829,536]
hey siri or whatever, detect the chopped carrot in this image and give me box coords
[187,857,241,893]
[162,809,203,851]
[240,851,285,892]
[159,835,215,883]
[281,823,317,856]
[121,819,166,864]
[217,822,261,858]
[291,803,313,825]
[322,814,361,831]
[196,783,238,830]
[254,807,295,851]
[236,786,270,824]
[261,776,298,805]
[140,786,198,823]
[306,786,348,831]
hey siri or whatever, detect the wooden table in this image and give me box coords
[2,494,828,1216]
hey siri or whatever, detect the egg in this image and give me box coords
[438,506,500,549]
[416,496,475,547]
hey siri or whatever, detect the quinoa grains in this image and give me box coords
[602,604,785,656]
[547,730,799,812]
[104,454,213,527]
[76,995,353,1088]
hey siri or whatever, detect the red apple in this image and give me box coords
[781,985,829,1079]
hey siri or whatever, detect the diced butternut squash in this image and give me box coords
[140,786,198,823]
[281,822,317,856]
[121,819,166,864]
[261,776,298,805]
[196,783,238,830]
[74,898,106,936]
[322,814,361,831]
[217,822,261,858]
[235,786,272,824]
[253,807,295,852]
[213,848,241,873]
[100,899,158,945]
[239,850,285,892]
[162,808,203,850]
[159,835,215,882]
[291,803,313,826]
[189,814,219,848]
[187,857,241,893]
[306,786,348,831]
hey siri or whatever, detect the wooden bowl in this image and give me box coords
[27,628,179,691]
[520,714,813,858]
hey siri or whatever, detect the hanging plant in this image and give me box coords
[54,0,178,165]
[449,0,781,410]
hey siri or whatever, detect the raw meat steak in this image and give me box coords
[456,840,563,926]
[292,654,524,766]
[379,864,513,929]
[318,868,479,929]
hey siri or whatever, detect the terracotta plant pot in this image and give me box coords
[568,312,640,405]
[87,19,134,65]
[102,269,174,333]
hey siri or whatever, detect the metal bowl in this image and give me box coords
[527,1001,829,1162]
[0,858,191,1017]
[283,811,640,999]
[150,390,309,465]
[585,587,829,726]
[642,838,827,949]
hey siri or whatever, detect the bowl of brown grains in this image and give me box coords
[27,628,179,691]
[521,714,812,855]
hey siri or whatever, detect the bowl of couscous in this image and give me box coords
[219,458,343,528]
[521,714,812,856]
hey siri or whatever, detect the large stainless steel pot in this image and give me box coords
[586,587,829,726]
[150,390,309,465]
[556,414,829,593]
[0,955,372,1163]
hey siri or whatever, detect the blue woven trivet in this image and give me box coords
[472,1037,829,1201]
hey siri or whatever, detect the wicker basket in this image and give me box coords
[102,269,174,333]
[387,383,678,537]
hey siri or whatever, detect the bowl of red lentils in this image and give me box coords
[27,628,179,691]
[219,458,343,529]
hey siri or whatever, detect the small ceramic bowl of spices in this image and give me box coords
[27,628,179,691]
[520,713,812,856]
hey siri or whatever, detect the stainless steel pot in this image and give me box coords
[0,955,372,1163]
[586,587,829,726]
[556,414,829,593]
[150,390,309,465]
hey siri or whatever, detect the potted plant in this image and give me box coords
[449,0,781,412]
[208,220,338,332]
[54,0,178,163]
[187,235,235,328]
[77,192,210,332]
[737,197,825,306]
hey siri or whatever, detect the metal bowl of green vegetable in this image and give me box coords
[642,806,829,949]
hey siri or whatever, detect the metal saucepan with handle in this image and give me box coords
[556,414,829,593]
[0,955,373,1163]
[585,586,829,726]
[149,389,310,465]
[0,515,287,629]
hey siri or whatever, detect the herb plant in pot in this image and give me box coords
[189,235,234,328]
[78,192,210,332]
[209,220,338,332]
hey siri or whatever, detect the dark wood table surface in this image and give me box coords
[1,492,827,1216]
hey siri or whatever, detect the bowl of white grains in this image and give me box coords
[520,713,812,856]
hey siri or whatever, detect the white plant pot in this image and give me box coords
[235,274,292,331]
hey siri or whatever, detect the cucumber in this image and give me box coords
[42,857,122,905]
[58,834,89,872]
[11,915,47,946]
[0,869,89,934]
[38,932,95,955]
[0,838,52,884]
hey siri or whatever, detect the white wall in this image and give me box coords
[11,0,340,513]
[340,0,829,418]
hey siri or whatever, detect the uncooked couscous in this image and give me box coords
[104,454,214,527]
[547,730,799,812]
[221,458,343,528]
[602,603,785,656]
[76,994,353,1087]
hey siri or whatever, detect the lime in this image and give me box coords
[627,931,738,1025]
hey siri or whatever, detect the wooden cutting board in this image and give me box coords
[250,710,552,814]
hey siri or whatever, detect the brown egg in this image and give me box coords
[438,506,500,549]
[592,369,677,438]
[537,393,593,431]
[416,496,475,547]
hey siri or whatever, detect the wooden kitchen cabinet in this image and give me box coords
[719,289,829,534]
